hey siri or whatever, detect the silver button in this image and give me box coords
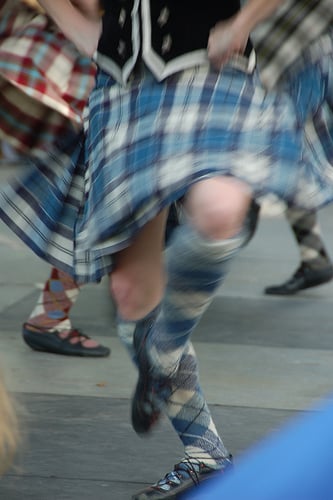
[158,7,169,27]
[161,34,172,54]
[117,39,126,57]
[119,8,126,27]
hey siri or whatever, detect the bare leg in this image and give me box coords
[110,210,169,321]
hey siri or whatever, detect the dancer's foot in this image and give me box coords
[264,263,333,295]
[132,456,233,499]
[131,318,171,434]
[22,323,111,357]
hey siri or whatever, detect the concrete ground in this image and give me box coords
[1,162,333,499]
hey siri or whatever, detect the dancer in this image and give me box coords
[0,2,110,357]
[0,0,101,479]
[249,0,333,297]
[126,1,332,499]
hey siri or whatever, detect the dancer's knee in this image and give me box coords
[185,177,252,240]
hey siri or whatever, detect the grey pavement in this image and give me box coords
[1,172,333,499]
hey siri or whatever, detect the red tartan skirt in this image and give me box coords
[0,0,96,156]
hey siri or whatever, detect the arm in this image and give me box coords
[37,0,102,56]
[208,0,287,70]
[236,0,287,33]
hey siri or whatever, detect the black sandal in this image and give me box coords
[22,323,111,357]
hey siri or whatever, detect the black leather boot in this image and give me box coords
[264,263,333,295]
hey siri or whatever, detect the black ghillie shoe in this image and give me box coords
[264,263,333,296]
[132,456,233,499]
[22,323,111,357]
[131,317,171,435]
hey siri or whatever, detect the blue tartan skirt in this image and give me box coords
[1,49,333,283]
[278,30,333,203]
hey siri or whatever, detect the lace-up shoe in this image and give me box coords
[132,456,233,499]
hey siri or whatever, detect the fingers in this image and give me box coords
[207,21,248,71]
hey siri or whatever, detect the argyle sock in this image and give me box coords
[286,208,333,270]
[117,318,229,468]
[27,267,80,331]
[167,341,230,468]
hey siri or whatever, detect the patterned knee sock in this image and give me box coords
[27,267,80,331]
[116,221,245,469]
[117,318,229,468]
[286,208,332,270]
[168,342,229,468]
[148,223,245,376]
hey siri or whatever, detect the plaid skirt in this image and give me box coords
[277,30,333,206]
[0,1,96,156]
[1,49,333,283]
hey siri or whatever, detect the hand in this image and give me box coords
[207,18,250,71]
